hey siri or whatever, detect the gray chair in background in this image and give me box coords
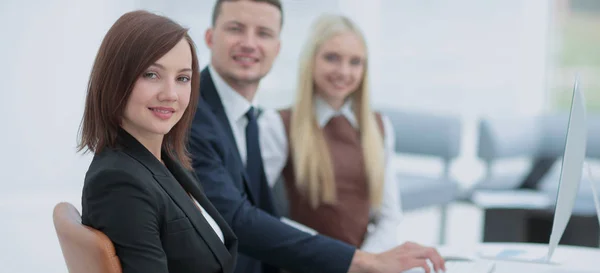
[381,109,463,244]
[472,113,600,246]
[475,113,600,212]
[475,113,569,191]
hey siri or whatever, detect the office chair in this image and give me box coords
[475,113,600,212]
[381,109,462,245]
[53,202,122,273]
[472,114,600,247]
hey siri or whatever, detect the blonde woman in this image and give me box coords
[260,14,403,253]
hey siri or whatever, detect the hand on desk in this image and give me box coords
[356,241,446,273]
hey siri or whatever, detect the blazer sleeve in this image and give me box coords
[83,168,168,273]
[188,106,356,273]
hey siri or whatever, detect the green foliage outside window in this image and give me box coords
[552,14,600,112]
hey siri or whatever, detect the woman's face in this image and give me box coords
[312,31,366,106]
[121,38,193,141]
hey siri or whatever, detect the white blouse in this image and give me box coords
[191,196,225,243]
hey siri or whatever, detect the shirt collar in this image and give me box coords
[208,64,257,122]
[314,95,358,129]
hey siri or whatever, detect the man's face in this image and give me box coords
[206,1,282,86]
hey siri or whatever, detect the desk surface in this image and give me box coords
[438,243,599,273]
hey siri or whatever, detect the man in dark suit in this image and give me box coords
[188,1,446,273]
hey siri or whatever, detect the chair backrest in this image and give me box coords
[53,202,121,273]
[380,108,462,164]
[477,115,547,161]
[477,113,600,163]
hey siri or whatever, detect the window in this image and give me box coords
[548,0,600,112]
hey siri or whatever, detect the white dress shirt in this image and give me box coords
[191,196,225,243]
[258,97,404,253]
[209,65,323,241]
[208,65,257,166]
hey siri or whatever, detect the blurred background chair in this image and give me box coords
[53,202,122,273]
[470,113,600,247]
[382,109,463,245]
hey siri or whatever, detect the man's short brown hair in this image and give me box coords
[77,10,200,169]
[211,0,283,26]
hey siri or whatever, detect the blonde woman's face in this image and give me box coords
[313,32,365,105]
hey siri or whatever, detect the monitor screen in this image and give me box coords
[546,78,588,262]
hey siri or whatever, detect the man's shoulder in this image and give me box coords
[191,101,221,137]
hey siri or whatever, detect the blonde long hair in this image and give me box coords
[290,14,385,209]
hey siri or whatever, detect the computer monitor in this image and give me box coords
[475,78,589,264]
[546,77,587,262]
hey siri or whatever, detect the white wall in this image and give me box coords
[256,0,550,116]
[0,1,140,271]
[0,0,144,194]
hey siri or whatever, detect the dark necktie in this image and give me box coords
[245,107,264,203]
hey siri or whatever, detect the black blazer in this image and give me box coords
[82,129,238,273]
[187,67,355,273]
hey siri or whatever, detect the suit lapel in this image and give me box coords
[200,67,259,204]
[163,155,237,273]
[117,129,236,272]
[200,68,241,160]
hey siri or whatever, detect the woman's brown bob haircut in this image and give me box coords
[77,10,200,169]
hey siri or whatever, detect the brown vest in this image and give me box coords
[279,109,384,247]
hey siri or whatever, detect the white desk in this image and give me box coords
[438,243,599,273]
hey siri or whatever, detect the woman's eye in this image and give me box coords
[350,58,362,65]
[143,72,158,79]
[324,53,339,62]
[178,76,190,82]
